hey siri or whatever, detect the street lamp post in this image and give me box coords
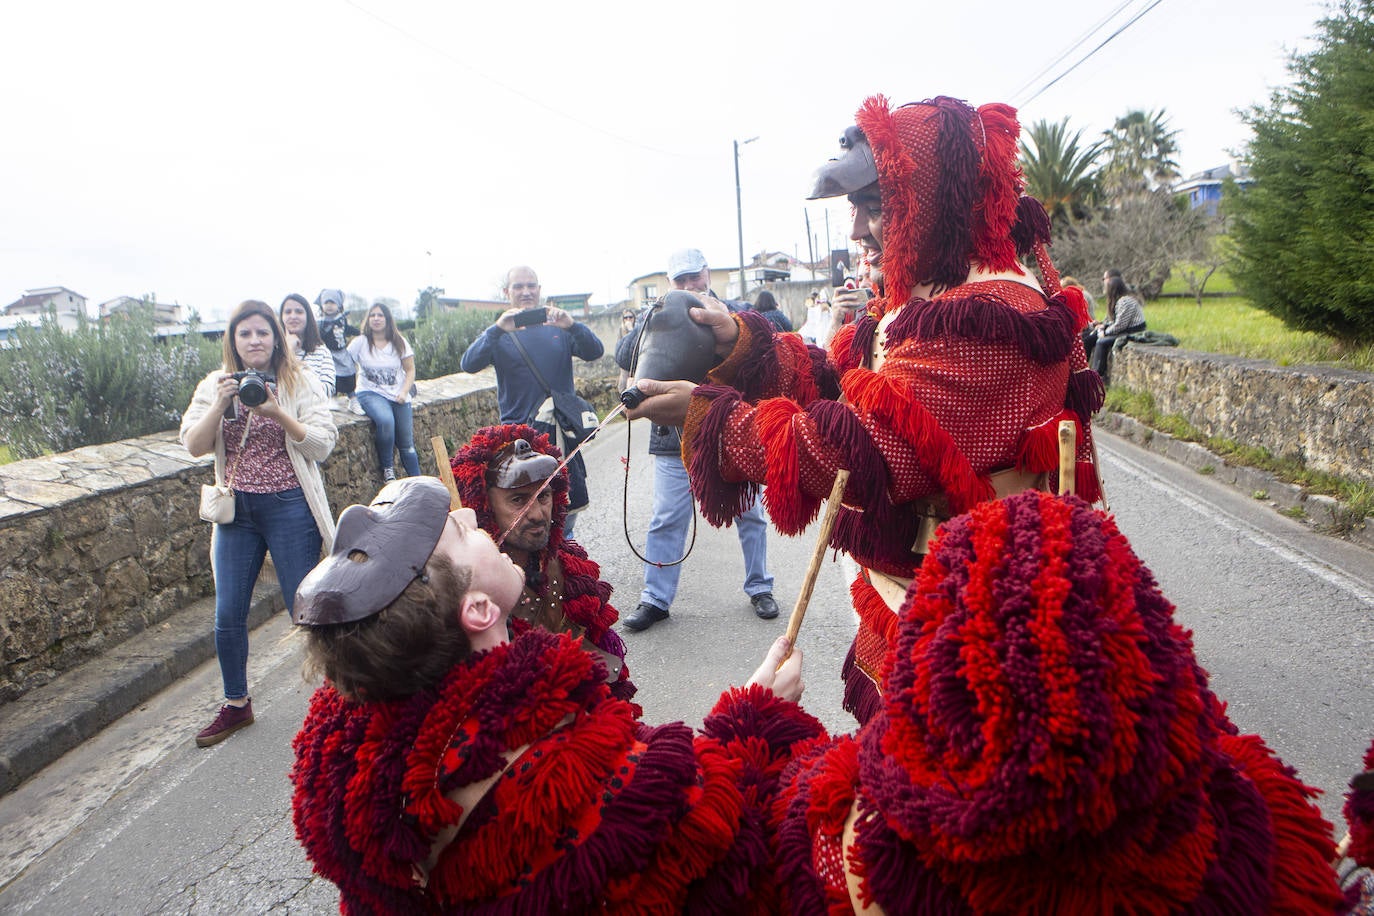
[734,136,758,299]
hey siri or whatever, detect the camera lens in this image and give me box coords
[238,373,268,407]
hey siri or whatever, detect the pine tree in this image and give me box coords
[1230,0,1374,342]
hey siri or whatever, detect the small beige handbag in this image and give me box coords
[198,417,252,524]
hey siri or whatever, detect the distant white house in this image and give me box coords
[1,286,88,343]
[99,296,184,325]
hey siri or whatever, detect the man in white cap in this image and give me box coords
[613,249,778,632]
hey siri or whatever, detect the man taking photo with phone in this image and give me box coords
[461,265,604,535]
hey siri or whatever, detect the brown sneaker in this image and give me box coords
[195,699,254,747]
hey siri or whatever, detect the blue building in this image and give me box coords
[1174,163,1254,216]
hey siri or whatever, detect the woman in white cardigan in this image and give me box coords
[181,300,337,748]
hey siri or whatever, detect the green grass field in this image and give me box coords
[1145,297,1374,371]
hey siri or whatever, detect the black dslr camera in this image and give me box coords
[230,369,275,407]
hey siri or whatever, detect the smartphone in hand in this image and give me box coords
[513,307,548,327]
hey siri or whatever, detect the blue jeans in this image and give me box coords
[640,453,773,611]
[356,391,421,477]
[212,487,322,699]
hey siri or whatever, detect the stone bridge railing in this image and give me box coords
[0,370,632,706]
[1114,345,1373,486]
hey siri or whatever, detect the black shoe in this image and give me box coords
[751,593,780,620]
[623,602,669,632]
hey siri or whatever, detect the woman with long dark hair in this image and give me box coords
[346,301,420,481]
[180,300,337,746]
[751,289,793,332]
[1084,272,1146,382]
[279,293,336,397]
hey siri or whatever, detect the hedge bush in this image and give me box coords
[0,306,220,459]
[409,309,493,380]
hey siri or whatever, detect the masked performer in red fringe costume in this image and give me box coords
[1344,741,1374,913]
[627,95,1103,724]
[768,490,1345,914]
[290,478,824,914]
[448,423,635,704]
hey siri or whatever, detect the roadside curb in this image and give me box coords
[0,582,283,797]
[1096,411,1374,553]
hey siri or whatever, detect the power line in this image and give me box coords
[1017,0,1169,108]
[340,0,700,158]
[1008,0,1138,104]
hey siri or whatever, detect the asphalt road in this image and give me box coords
[0,421,1370,913]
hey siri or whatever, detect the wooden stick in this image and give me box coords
[781,469,850,661]
[431,436,462,510]
[1057,420,1077,496]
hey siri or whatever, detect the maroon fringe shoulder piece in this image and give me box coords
[806,399,923,576]
[686,384,760,528]
[882,288,1078,365]
[808,343,843,401]
[840,641,888,726]
[703,684,828,759]
[846,314,879,369]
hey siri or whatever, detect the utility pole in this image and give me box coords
[734,136,758,299]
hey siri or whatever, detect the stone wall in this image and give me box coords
[1114,345,1374,485]
[0,368,619,706]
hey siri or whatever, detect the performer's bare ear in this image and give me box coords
[458,592,502,638]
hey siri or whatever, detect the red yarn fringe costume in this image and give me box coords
[682,97,1103,723]
[291,628,826,913]
[450,424,634,704]
[768,492,1345,914]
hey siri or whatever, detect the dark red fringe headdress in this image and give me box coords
[450,423,569,541]
[450,424,626,671]
[842,491,1344,912]
[856,95,1025,314]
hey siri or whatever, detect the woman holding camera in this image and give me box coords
[346,301,420,482]
[279,293,336,398]
[180,300,337,747]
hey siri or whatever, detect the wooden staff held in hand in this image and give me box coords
[431,436,462,510]
[781,469,850,664]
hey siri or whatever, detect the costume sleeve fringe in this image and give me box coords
[686,385,760,528]
[1067,366,1106,419]
[730,310,787,401]
[755,398,822,534]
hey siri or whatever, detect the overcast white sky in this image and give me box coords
[1,0,1325,319]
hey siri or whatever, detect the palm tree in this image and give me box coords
[1019,118,1104,228]
[1100,108,1181,197]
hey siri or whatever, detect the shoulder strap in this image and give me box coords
[507,332,553,397]
[221,415,253,488]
